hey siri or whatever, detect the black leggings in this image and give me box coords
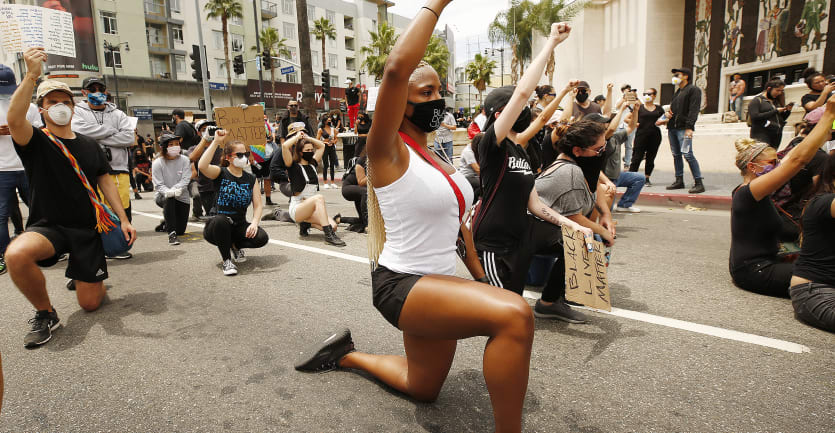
[341,183,368,226]
[790,282,835,333]
[155,196,190,235]
[731,259,793,298]
[199,190,217,216]
[203,215,269,261]
[630,128,662,176]
[322,145,338,181]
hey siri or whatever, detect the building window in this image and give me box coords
[329,74,339,87]
[100,11,117,35]
[326,9,335,23]
[328,37,336,49]
[150,55,169,77]
[216,59,228,78]
[281,0,294,15]
[104,50,122,68]
[328,53,337,69]
[171,25,183,45]
[174,54,186,74]
[213,30,224,50]
[144,0,164,15]
[287,72,298,83]
[311,51,319,68]
[285,46,297,62]
[307,5,315,19]
[283,22,296,40]
[231,34,244,52]
[146,24,164,47]
[230,15,243,26]
[170,0,181,13]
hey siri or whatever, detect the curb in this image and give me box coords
[626,191,731,210]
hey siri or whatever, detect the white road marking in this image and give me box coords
[134,211,811,354]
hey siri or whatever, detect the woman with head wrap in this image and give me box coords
[729,97,835,297]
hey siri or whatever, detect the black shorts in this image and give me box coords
[253,159,272,179]
[372,265,422,329]
[28,224,108,282]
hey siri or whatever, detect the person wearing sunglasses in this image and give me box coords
[629,88,665,186]
[152,133,191,246]
[198,130,269,276]
[534,85,556,111]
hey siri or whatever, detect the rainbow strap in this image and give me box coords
[41,128,117,234]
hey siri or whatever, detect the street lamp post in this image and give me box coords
[103,41,130,108]
[485,47,505,87]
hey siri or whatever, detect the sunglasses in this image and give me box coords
[589,146,606,155]
[547,93,557,97]
[234,152,251,158]
[643,93,656,96]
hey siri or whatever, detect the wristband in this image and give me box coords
[476,276,489,284]
[421,6,439,19]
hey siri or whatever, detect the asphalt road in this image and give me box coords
[0,189,832,433]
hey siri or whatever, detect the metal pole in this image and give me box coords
[111,52,120,107]
[194,0,212,120]
[252,0,265,108]
[500,48,504,87]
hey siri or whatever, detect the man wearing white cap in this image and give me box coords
[4,48,136,348]
[344,79,360,130]
[0,64,42,275]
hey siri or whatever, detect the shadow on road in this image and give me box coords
[536,314,647,363]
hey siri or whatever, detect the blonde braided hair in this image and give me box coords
[365,158,386,270]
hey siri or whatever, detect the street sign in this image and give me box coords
[280,66,295,75]
[209,82,228,91]
[255,56,262,72]
[133,108,153,120]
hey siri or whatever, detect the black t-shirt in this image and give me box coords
[174,120,199,149]
[801,92,833,113]
[637,105,664,132]
[289,162,319,193]
[794,193,835,286]
[540,128,558,169]
[14,127,111,229]
[729,184,782,272]
[346,87,360,105]
[356,119,371,134]
[215,167,255,223]
[474,124,535,254]
[342,156,367,186]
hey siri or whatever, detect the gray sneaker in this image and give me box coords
[231,247,246,263]
[222,259,238,276]
[24,309,60,349]
[533,298,588,323]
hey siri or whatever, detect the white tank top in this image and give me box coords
[375,144,474,276]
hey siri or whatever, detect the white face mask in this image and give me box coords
[46,103,73,126]
[642,94,653,103]
[232,156,249,168]
[672,76,682,86]
[166,145,181,157]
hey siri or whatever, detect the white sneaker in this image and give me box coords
[322,184,330,189]
[615,206,641,213]
[222,259,238,276]
[231,247,246,263]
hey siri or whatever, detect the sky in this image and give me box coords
[386,1,512,68]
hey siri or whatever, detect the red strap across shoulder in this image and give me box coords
[398,131,465,223]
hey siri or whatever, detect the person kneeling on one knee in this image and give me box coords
[153,133,191,246]
[197,130,269,276]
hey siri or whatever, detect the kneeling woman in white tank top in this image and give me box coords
[293,2,574,431]
[281,122,345,247]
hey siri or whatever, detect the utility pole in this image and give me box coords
[194,0,212,120]
[252,0,265,108]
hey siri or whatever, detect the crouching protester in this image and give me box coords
[729,97,835,297]
[790,150,835,333]
[5,48,136,348]
[197,129,269,276]
[153,133,191,245]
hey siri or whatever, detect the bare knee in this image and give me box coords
[4,239,41,269]
[498,298,534,341]
[75,282,104,312]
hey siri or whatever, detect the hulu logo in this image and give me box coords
[81,64,100,72]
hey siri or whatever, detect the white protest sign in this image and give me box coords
[365,86,379,112]
[561,226,612,311]
[127,117,139,131]
[0,5,76,58]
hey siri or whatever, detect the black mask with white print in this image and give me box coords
[406,99,446,133]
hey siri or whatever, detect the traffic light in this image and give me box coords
[191,44,207,81]
[198,98,206,111]
[262,50,271,69]
[233,54,244,75]
[321,69,330,96]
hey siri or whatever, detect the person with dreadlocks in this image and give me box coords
[293,3,564,431]
[730,96,835,297]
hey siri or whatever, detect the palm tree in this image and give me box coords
[465,53,497,106]
[488,0,536,84]
[295,0,317,121]
[205,0,243,106]
[253,27,291,113]
[423,35,450,84]
[360,21,398,84]
[530,0,587,84]
[312,17,336,73]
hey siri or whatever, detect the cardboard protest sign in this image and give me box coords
[561,226,611,311]
[214,105,267,152]
[0,4,76,57]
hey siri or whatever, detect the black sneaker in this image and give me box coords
[265,197,274,206]
[66,279,75,291]
[24,309,60,349]
[134,191,143,200]
[0,255,6,275]
[294,328,356,372]
[155,221,166,232]
[169,232,180,246]
[299,222,311,237]
[533,298,588,323]
[106,252,133,260]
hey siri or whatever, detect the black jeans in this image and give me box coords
[199,190,217,216]
[790,282,835,333]
[155,196,190,235]
[341,184,368,226]
[322,145,338,181]
[751,130,783,149]
[630,128,662,176]
[203,215,269,261]
[731,259,793,298]
[464,173,481,204]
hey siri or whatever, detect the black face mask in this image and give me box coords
[511,106,532,133]
[576,91,589,103]
[406,98,446,133]
[574,154,605,193]
[302,151,315,162]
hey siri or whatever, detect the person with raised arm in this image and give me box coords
[294,3,569,432]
